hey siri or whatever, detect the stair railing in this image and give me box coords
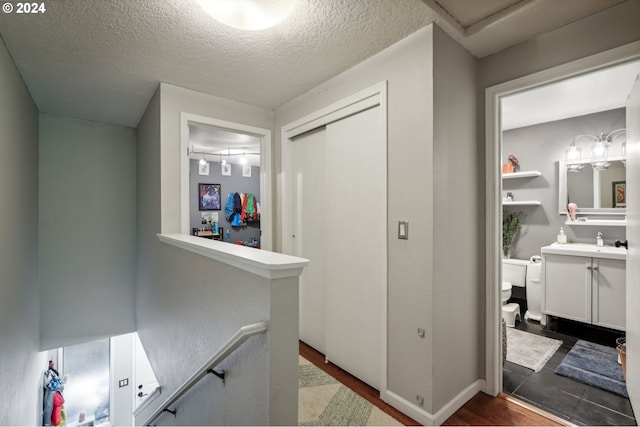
[141,321,268,425]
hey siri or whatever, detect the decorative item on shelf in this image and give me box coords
[503,209,526,258]
[502,163,514,174]
[567,203,577,222]
[508,154,519,172]
[503,192,514,203]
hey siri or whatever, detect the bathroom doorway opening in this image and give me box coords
[486,43,640,425]
[179,114,272,250]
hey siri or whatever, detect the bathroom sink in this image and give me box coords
[541,243,626,260]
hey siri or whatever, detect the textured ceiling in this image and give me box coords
[0,0,629,129]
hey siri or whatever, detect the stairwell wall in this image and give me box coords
[0,36,47,425]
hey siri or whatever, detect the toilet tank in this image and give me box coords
[503,258,529,287]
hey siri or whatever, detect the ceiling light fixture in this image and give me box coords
[196,0,296,31]
[240,152,248,165]
[199,154,207,166]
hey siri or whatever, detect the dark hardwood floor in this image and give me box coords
[300,340,568,426]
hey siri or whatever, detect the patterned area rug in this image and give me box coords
[298,356,402,426]
[506,328,562,372]
[555,340,628,398]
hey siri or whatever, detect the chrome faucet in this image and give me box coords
[596,232,604,247]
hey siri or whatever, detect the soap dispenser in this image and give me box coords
[557,227,567,244]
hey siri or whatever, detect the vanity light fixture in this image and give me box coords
[196,0,296,31]
[199,154,207,166]
[240,152,248,165]
[568,129,626,172]
[590,134,610,171]
[565,140,584,172]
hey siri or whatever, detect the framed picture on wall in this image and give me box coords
[612,181,626,208]
[199,183,221,211]
[242,164,252,177]
[198,161,209,176]
[221,163,231,176]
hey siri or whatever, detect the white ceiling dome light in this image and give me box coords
[196,0,296,31]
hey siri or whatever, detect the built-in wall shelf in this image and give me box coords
[503,201,541,206]
[565,219,626,227]
[502,170,542,179]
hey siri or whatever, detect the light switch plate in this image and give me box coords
[398,221,408,239]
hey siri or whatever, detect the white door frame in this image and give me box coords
[180,113,273,250]
[485,41,640,395]
[280,81,389,397]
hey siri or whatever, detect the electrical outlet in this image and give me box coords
[118,378,129,388]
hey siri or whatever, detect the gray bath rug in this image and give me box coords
[506,328,562,372]
[555,340,628,398]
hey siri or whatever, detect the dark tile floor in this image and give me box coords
[503,300,636,426]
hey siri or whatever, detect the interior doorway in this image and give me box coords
[179,114,272,250]
[485,43,640,424]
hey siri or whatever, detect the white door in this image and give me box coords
[292,106,385,390]
[324,106,385,390]
[626,73,640,410]
[293,127,328,353]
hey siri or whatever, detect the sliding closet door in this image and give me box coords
[324,105,385,390]
[292,105,385,390]
[293,127,328,353]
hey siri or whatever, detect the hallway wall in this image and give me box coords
[135,85,298,425]
[0,38,47,425]
[274,25,481,421]
[39,114,137,349]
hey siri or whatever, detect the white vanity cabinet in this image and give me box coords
[592,258,626,330]
[544,254,592,324]
[541,244,626,331]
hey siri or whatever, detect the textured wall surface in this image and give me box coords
[0,38,47,426]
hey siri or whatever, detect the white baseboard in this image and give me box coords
[433,379,485,425]
[383,390,435,425]
[382,379,486,426]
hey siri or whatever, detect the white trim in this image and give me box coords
[432,379,486,426]
[485,41,640,396]
[280,81,389,398]
[383,379,484,427]
[158,233,308,280]
[180,113,273,251]
[383,390,435,426]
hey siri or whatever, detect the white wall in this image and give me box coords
[135,85,298,425]
[432,25,480,412]
[0,35,48,427]
[38,114,137,350]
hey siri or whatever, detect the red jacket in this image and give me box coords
[52,391,64,426]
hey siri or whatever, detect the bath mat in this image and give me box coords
[555,340,628,398]
[298,356,401,426]
[506,328,562,372]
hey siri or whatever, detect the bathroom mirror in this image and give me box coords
[558,156,626,215]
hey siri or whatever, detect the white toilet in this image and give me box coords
[502,281,520,327]
[502,257,543,326]
[502,259,529,327]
